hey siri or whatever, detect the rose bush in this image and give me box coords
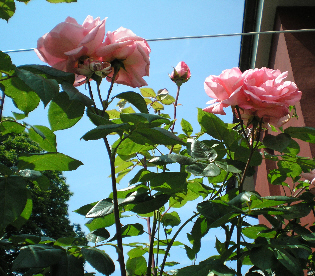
[35,15,106,86]
[96,27,151,88]
[170,61,191,86]
[203,67,302,126]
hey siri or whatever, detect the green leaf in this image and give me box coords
[151,101,164,111]
[188,216,210,254]
[86,199,114,218]
[249,246,276,271]
[17,153,83,171]
[149,154,195,165]
[12,245,65,270]
[85,214,115,231]
[28,125,57,152]
[86,229,110,243]
[0,120,25,135]
[285,126,315,143]
[86,107,110,126]
[197,200,240,228]
[198,108,237,147]
[115,91,148,114]
[61,82,94,106]
[10,193,32,230]
[140,87,156,97]
[48,92,85,131]
[2,76,40,113]
[82,123,129,140]
[0,51,15,74]
[181,118,193,136]
[120,113,169,125]
[16,68,59,106]
[141,172,188,195]
[19,65,75,84]
[126,256,146,276]
[274,248,304,276]
[127,247,146,259]
[187,139,217,161]
[161,211,181,227]
[0,176,28,230]
[120,223,144,238]
[81,247,115,276]
[263,133,292,152]
[0,0,15,21]
[186,163,221,177]
[130,194,169,214]
[136,127,185,145]
[243,225,276,239]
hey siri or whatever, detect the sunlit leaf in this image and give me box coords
[0,51,15,74]
[28,125,57,152]
[86,228,110,243]
[16,68,59,106]
[126,256,147,276]
[140,87,156,97]
[18,153,83,171]
[1,76,40,113]
[48,92,85,131]
[0,0,15,21]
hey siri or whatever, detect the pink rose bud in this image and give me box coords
[170,61,191,86]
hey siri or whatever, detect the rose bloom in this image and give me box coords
[231,68,301,125]
[170,61,191,86]
[95,27,150,88]
[203,67,302,126]
[35,15,106,86]
[203,67,243,115]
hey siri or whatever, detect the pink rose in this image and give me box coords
[203,67,243,115]
[35,15,106,86]
[95,27,150,88]
[170,61,191,86]
[203,67,302,126]
[230,68,301,125]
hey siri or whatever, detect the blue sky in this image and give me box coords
[1,0,246,274]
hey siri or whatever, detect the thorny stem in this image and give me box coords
[87,80,98,114]
[236,119,263,276]
[105,68,120,106]
[103,136,126,276]
[159,212,199,276]
[170,85,181,133]
[169,85,181,154]
[147,212,157,276]
[0,90,5,122]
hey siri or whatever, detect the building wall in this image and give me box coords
[255,7,315,227]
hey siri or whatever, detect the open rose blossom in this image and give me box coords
[203,67,243,115]
[95,27,150,88]
[170,61,191,86]
[35,16,106,86]
[203,67,302,125]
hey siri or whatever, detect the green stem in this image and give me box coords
[103,137,126,276]
[170,85,181,133]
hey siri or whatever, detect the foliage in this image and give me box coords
[0,131,86,275]
[1,8,315,276]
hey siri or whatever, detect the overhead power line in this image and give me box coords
[3,28,315,54]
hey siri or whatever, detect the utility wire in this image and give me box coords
[3,28,315,54]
